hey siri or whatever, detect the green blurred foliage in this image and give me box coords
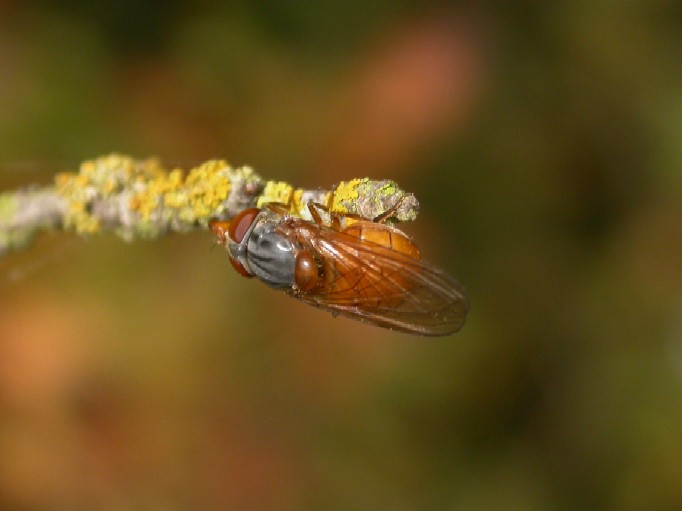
[1,1,682,510]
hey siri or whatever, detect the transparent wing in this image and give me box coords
[280,220,469,336]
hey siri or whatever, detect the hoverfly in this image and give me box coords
[209,202,468,336]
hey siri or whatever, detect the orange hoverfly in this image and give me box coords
[209,202,469,336]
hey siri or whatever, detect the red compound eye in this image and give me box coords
[229,257,253,278]
[228,208,260,242]
[214,208,261,279]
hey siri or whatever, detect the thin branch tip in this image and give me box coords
[0,153,420,257]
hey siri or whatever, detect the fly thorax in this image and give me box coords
[246,223,296,289]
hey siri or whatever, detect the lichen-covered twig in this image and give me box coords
[0,154,420,258]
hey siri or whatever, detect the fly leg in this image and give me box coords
[306,202,342,230]
[372,196,405,224]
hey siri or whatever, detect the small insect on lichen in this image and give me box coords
[209,201,468,337]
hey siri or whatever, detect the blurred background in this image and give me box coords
[1,1,682,510]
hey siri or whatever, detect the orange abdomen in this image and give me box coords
[342,223,421,259]
[323,222,421,307]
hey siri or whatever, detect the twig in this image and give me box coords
[0,154,420,258]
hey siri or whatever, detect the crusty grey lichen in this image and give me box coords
[0,154,420,257]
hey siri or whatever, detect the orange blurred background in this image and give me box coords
[1,2,682,510]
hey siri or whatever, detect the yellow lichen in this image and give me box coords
[257,181,295,209]
[184,160,232,218]
[45,153,415,241]
[76,214,100,234]
[330,178,368,214]
[121,160,234,224]
[128,190,159,222]
[377,181,397,196]
[65,200,100,234]
[290,189,305,215]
